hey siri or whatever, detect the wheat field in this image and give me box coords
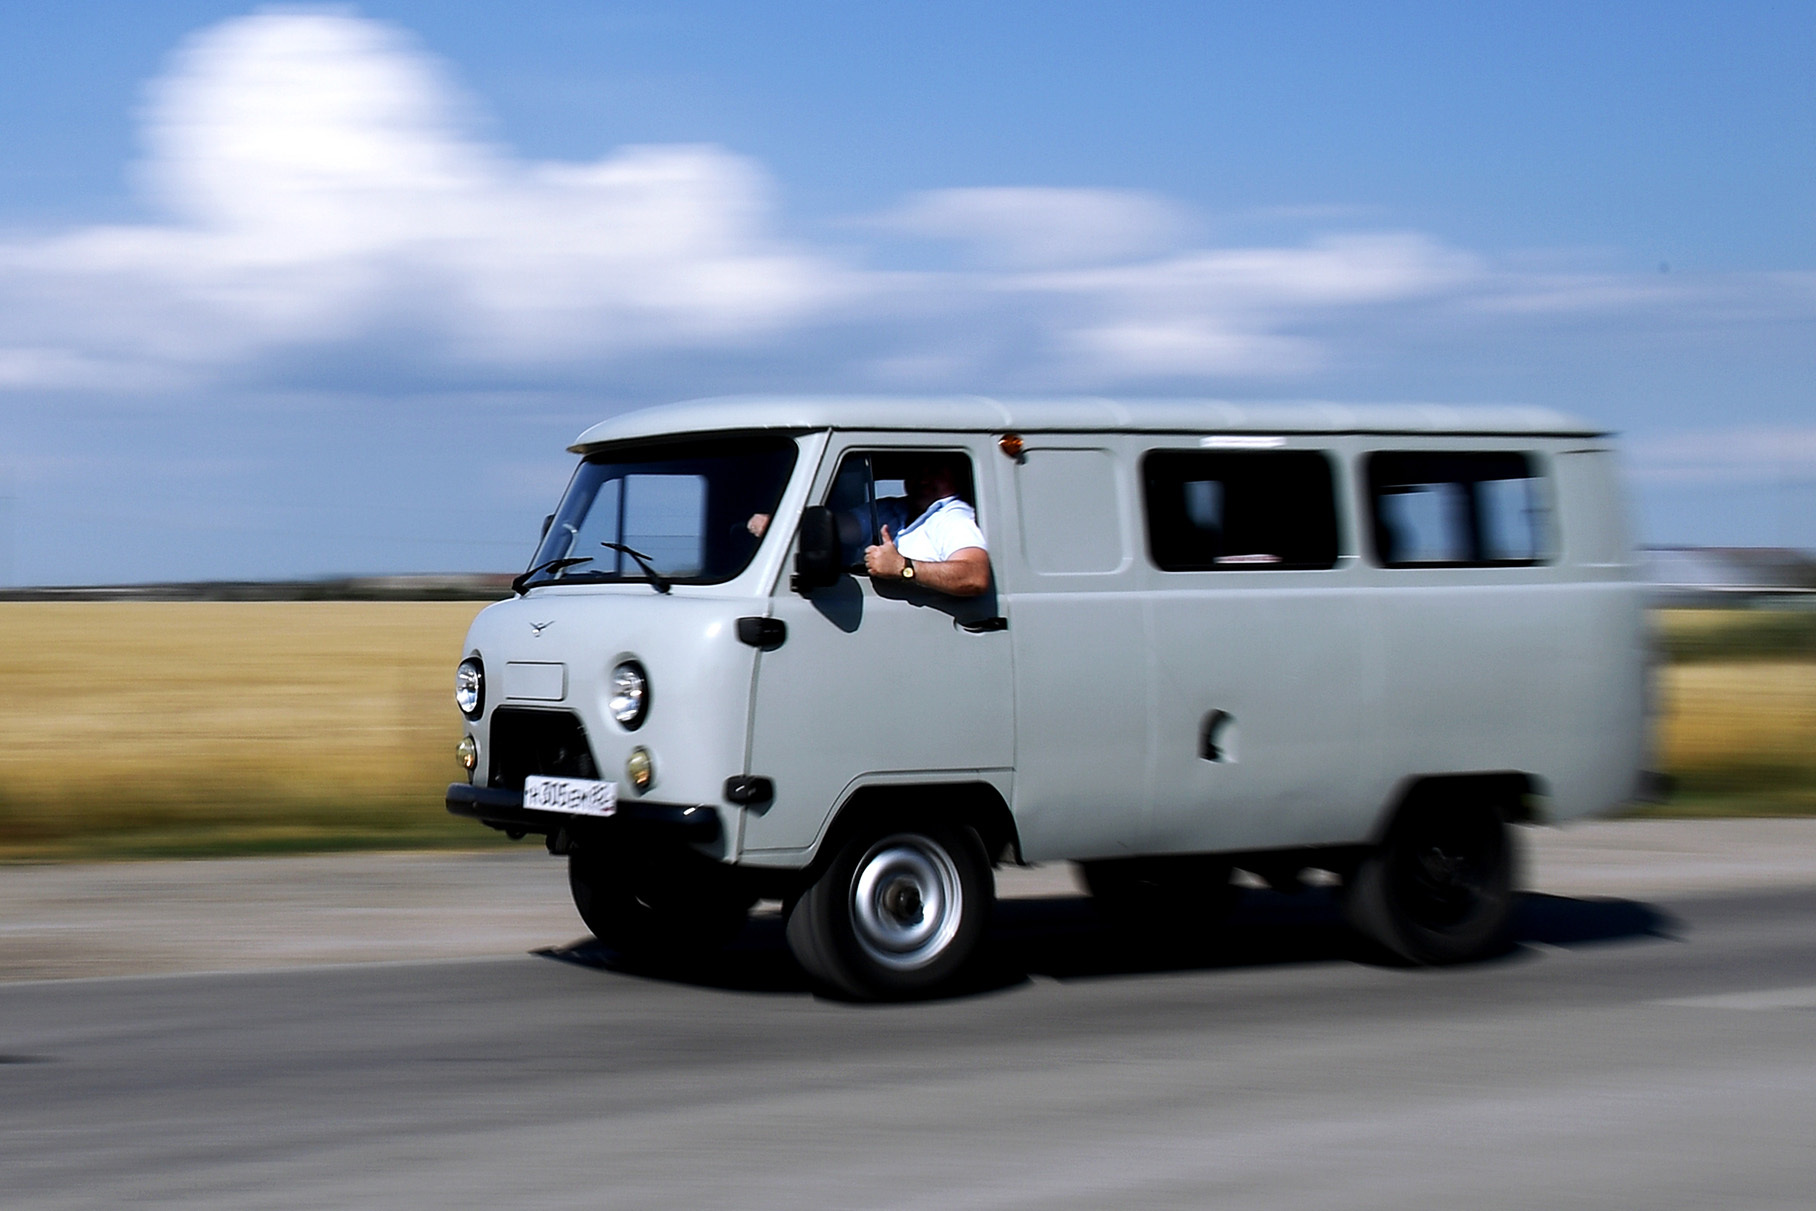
[0,602,492,858]
[0,601,1810,858]
[1651,661,1816,812]
[1648,608,1816,815]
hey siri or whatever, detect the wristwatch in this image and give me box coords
[900,558,915,581]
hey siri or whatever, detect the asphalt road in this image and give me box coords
[5,879,1816,1209]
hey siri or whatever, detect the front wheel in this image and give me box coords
[785,821,993,1000]
[1343,793,1516,965]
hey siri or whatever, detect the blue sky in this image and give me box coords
[1,1,1812,584]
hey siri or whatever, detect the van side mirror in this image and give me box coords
[541,514,555,540]
[793,506,841,593]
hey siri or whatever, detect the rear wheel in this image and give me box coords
[786,820,992,1000]
[1343,792,1515,964]
[568,849,753,958]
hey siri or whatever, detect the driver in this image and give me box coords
[863,454,990,598]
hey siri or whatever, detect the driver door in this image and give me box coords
[742,439,1014,855]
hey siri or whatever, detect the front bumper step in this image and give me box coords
[445,783,721,842]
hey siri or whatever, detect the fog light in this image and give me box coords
[456,735,478,780]
[626,746,654,792]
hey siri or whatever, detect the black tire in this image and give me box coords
[1080,856,1240,941]
[568,849,752,958]
[1343,792,1516,965]
[785,820,993,1000]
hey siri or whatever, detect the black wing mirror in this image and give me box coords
[541,513,555,540]
[792,506,841,593]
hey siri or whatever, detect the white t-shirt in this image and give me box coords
[879,496,987,563]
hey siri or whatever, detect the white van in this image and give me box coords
[447,397,1649,998]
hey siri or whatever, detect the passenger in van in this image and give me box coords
[863,454,991,598]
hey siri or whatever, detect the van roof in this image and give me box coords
[570,395,1607,452]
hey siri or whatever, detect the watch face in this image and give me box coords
[902,561,915,579]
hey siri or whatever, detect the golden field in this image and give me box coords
[1649,661,1816,813]
[0,601,1810,859]
[0,602,494,859]
[1646,608,1816,816]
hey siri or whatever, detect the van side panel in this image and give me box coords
[1139,438,1369,852]
[1354,584,1643,826]
[1004,433,1646,860]
[1348,443,1645,830]
[1145,580,1369,851]
[1556,446,1633,570]
[1552,447,1649,818]
[1001,440,1154,861]
[1541,581,1648,819]
[735,427,1643,865]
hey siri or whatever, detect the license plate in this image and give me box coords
[523,775,618,817]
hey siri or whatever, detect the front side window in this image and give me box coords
[523,436,798,588]
[1367,451,1551,567]
[823,450,979,570]
[1143,450,1340,571]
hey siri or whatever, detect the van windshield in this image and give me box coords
[522,436,798,590]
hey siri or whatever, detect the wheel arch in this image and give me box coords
[807,780,1020,881]
[1370,771,1544,844]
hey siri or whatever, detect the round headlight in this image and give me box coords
[609,661,648,730]
[455,657,484,720]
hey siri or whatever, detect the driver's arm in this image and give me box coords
[912,547,991,597]
[864,528,991,597]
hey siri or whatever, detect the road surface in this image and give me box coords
[4,823,1816,1208]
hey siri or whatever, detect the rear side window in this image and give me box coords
[1367,451,1551,567]
[1143,450,1340,571]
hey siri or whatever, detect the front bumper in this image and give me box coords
[445,783,722,842]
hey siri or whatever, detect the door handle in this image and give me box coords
[957,616,1008,633]
[736,617,787,648]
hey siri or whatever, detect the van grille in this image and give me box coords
[487,707,599,790]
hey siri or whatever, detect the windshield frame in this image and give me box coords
[520,433,800,592]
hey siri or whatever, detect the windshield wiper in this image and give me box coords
[512,556,592,595]
[600,542,672,594]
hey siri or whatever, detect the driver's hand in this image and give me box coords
[864,525,906,578]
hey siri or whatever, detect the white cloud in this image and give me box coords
[993,234,1481,377]
[0,11,847,387]
[1063,321,1319,378]
[0,9,1805,396]
[143,10,486,245]
[0,346,183,392]
[876,187,1193,269]
[1629,427,1816,485]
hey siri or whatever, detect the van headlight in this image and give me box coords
[455,657,484,720]
[609,662,649,730]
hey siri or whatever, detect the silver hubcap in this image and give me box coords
[849,834,963,971]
